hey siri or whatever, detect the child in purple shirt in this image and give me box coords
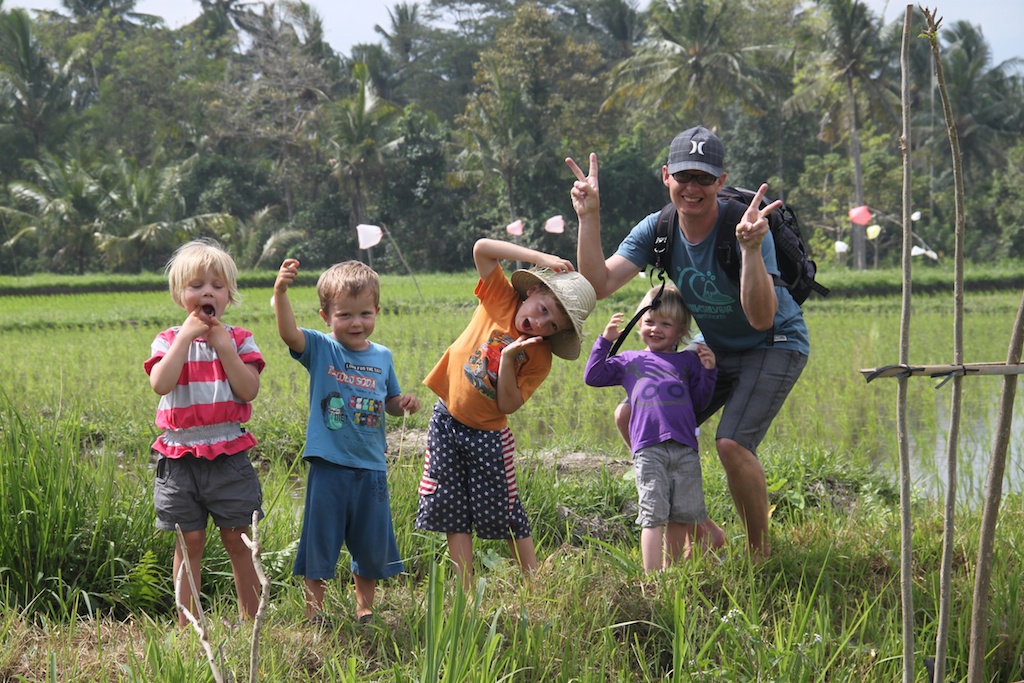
[584,284,720,572]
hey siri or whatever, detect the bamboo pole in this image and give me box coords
[920,7,967,680]
[897,10,915,681]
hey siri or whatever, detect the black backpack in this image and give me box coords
[653,186,829,305]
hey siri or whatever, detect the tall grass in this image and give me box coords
[2,275,1024,680]
[0,390,162,618]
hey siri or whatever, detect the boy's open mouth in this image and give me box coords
[201,305,216,316]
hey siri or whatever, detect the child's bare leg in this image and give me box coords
[640,526,664,572]
[447,532,474,590]
[664,522,697,565]
[303,578,327,618]
[220,526,260,620]
[614,403,632,449]
[353,574,375,621]
[694,518,726,549]
[506,536,538,576]
[173,529,207,627]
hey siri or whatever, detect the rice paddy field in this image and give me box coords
[1,269,1023,682]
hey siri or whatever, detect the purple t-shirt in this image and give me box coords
[584,335,717,453]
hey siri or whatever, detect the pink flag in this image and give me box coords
[506,219,524,236]
[543,215,565,233]
[356,224,383,249]
[848,205,873,226]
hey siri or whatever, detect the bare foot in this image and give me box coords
[696,518,726,549]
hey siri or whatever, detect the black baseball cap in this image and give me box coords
[666,126,724,177]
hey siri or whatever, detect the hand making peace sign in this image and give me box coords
[565,153,600,218]
[735,183,783,250]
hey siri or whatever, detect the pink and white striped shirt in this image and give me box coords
[144,325,265,460]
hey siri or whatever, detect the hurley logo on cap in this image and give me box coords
[666,125,724,177]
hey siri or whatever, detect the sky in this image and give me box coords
[8,0,1023,66]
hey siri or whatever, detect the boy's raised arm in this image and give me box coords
[274,259,306,354]
[472,238,575,280]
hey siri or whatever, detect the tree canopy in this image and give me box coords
[1,0,1022,276]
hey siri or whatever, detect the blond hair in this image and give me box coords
[317,260,380,313]
[636,284,691,342]
[165,239,240,307]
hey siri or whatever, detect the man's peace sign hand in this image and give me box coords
[566,153,600,218]
[736,183,782,249]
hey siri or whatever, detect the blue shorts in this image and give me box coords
[415,401,531,540]
[153,451,263,532]
[292,458,404,581]
[697,348,807,455]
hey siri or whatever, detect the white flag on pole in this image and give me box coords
[356,224,383,250]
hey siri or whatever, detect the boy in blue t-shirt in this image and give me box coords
[274,258,420,625]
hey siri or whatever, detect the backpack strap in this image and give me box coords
[715,199,746,284]
[715,198,779,346]
[608,271,668,357]
[653,203,676,276]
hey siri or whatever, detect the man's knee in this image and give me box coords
[716,438,754,471]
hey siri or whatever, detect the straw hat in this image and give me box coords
[510,268,597,360]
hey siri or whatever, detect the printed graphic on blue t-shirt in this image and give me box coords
[293,329,401,471]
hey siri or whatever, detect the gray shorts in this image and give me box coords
[634,441,707,528]
[696,347,807,456]
[153,451,264,532]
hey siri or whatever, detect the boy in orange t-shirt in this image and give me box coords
[415,238,596,588]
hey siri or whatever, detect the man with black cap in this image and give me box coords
[566,126,809,560]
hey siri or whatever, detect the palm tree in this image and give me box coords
[0,9,80,154]
[216,204,307,269]
[328,61,399,232]
[374,3,422,65]
[2,150,103,273]
[456,54,542,225]
[92,152,234,272]
[604,0,757,130]
[932,21,1023,182]
[791,0,897,269]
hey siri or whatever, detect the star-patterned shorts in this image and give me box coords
[415,400,531,540]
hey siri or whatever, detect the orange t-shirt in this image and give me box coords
[424,266,552,431]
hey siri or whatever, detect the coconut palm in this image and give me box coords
[328,61,399,231]
[93,151,235,272]
[216,204,307,269]
[2,149,103,273]
[0,9,80,154]
[932,21,1023,181]
[790,0,897,269]
[604,0,757,130]
[455,53,542,224]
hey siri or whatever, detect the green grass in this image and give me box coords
[1,272,1023,681]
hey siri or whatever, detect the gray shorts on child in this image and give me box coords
[633,441,707,528]
[154,451,264,532]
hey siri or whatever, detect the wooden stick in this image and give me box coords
[860,362,1024,383]
[244,511,271,683]
[174,524,225,683]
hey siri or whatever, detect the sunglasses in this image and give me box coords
[672,171,719,186]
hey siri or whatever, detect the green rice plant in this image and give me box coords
[399,561,515,683]
[0,390,159,618]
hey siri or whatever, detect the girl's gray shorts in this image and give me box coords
[154,451,263,532]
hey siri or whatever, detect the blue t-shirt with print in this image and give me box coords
[616,201,809,355]
[292,328,401,471]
